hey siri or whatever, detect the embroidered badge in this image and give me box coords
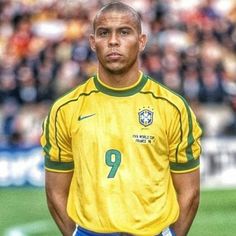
[138,108,153,127]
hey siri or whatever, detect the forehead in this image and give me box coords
[94,11,139,31]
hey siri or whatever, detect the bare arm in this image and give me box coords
[171,169,200,236]
[45,170,75,236]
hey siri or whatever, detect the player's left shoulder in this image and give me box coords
[146,76,189,109]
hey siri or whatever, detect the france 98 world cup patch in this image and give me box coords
[138,108,153,127]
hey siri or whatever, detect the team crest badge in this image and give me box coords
[138,109,153,127]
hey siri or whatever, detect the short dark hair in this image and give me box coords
[93,1,142,33]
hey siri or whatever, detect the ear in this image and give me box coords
[89,34,96,52]
[139,34,147,52]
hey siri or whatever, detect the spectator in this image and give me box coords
[198,67,225,103]
[0,0,236,146]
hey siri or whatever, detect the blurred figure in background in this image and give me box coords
[0,0,236,145]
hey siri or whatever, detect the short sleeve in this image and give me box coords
[168,101,202,173]
[40,103,74,172]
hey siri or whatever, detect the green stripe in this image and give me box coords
[139,90,183,163]
[182,100,194,161]
[54,90,99,161]
[145,76,195,162]
[170,158,199,171]
[45,155,74,170]
[42,85,83,162]
[43,78,92,158]
[42,79,98,163]
[52,90,98,162]
[94,74,148,97]
[44,112,52,156]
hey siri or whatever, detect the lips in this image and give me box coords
[106,52,122,60]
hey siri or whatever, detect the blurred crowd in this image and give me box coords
[0,0,236,147]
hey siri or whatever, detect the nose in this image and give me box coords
[108,32,120,47]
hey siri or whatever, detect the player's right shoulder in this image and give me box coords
[51,76,95,110]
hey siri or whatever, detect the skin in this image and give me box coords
[45,170,75,236]
[89,11,147,88]
[172,169,200,236]
[45,9,200,236]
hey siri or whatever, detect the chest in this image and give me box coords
[70,94,171,151]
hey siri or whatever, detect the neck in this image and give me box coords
[98,65,140,88]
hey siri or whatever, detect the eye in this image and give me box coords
[120,29,130,35]
[98,30,109,37]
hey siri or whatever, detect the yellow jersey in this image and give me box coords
[41,72,202,235]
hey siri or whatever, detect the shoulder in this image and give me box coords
[50,76,96,112]
[144,75,190,111]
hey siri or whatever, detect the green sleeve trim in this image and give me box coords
[170,158,199,172]
[44,156,74,171]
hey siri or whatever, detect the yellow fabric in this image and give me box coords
[41,72,202,235]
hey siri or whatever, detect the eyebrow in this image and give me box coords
[95,26,135,32]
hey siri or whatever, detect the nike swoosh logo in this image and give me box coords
[78,113,96,121]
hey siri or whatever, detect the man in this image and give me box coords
[41,2,202,236]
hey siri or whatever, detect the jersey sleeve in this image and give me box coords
[168,100,202,173]
[40,102,74,172]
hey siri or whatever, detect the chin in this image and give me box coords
[102,60,136,74]
[107,67,126,74]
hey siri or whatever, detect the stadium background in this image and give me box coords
[0,0,236,235]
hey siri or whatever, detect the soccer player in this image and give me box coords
[40,2,202,236]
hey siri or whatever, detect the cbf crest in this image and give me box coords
[138,108,154,127]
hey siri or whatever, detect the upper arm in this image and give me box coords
[171,168,200,195]
[45,170,73,199]
[45,170,74,232]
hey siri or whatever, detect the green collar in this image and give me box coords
[93,73,148,97]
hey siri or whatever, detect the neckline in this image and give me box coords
[93,72,147,97]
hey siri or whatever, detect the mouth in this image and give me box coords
[106,52,122,60]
